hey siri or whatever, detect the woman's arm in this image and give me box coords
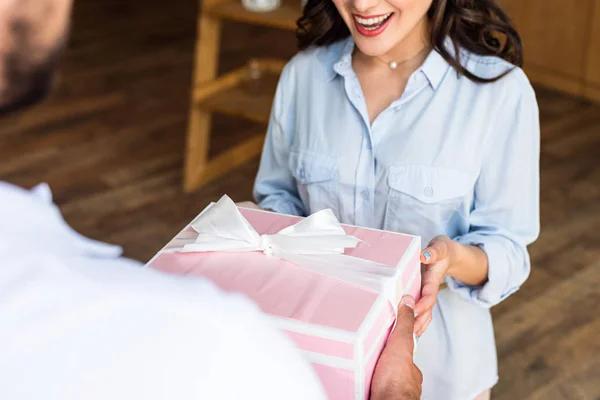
[415,70,541,333]
[252,63,306,216]
[446,242,489,286]
[447,70,541,307]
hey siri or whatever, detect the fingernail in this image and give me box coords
[401,295,415,310]
[423,251,432,262]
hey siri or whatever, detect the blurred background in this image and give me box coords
[0,0,598,398]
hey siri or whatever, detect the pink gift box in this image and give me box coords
[147,204,421,399]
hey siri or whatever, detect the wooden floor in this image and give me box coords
[0,0,598,398]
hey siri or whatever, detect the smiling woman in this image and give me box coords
[0,0,73,116]
[253,0,540,399]
[297,0,522,82]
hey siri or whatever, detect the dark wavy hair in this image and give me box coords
[296,0,523,83]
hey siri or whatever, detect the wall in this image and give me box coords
[498,0,600,103]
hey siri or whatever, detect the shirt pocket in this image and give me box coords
[289,150,339,215]
[383,164,473,241]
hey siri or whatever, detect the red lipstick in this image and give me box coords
[353,13,394,37]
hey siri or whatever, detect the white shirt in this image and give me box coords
[0,182,326,400]
[254,37,540,399]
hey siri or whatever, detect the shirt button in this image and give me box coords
[366,142,372,150]
[424,187,434,197]
[300,168,306,179]
[361,189,370,201]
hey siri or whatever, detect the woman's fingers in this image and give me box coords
[415,290,436,315]
[416,312,433,337]
[413,309,432,337]
[414,236,454,337]
[420,236,451,264]
[235,201,263,210]
[415,276,441,314]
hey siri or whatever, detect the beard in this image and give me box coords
[0,21,68,118]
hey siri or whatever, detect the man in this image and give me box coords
[0,0,423,399]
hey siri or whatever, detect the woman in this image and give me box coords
[244,0,540,398]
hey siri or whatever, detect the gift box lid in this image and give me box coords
[148,204,420,336]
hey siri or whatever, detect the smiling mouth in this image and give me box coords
[353,13,393,31]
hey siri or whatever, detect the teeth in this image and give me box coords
[355,13,391,27]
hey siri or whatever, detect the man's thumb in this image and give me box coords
[390,295,416,348]
[400,295,416,311]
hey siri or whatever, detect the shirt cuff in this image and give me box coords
[258,196,305,217]
[446,234,525,308]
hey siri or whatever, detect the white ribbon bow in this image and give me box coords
[175,195,401,304]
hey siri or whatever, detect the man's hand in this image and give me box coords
[370,295,423,400]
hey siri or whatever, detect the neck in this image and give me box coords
[387,17,432,63]
[355,17,432,73]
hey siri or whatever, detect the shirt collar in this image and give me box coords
[0,181,123,258]
[420,45,451,90]
[327,36,451,91]
[326,37,354,81]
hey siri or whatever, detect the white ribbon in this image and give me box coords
[173,195,401,305]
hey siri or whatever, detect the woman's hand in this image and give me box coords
[235,201,264,210]
[414,235,490,337]
[414,235,455,337]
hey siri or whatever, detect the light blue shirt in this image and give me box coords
[254,37,540,399]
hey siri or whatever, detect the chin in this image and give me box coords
[0,35,65,118]
[352,35,399,58]
[0,74,53,118]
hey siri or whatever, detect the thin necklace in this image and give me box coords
[375,44,431,70]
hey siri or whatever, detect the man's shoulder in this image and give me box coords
[0,252,325,399]
[0,181,326,398]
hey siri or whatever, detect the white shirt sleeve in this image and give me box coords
[0,182,326,400]
[196,294,327,400]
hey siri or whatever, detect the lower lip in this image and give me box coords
[353,14,393,37]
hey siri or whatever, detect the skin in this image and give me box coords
[415,236,488,336]
[370,295,423,400]
[0,0,73,116]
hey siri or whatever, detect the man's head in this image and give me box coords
[0,0,73,117]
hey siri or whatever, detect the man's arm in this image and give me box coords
[370,295,423,400]
[201,299,327,400]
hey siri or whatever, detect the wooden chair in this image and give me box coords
[184,0,300,192]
